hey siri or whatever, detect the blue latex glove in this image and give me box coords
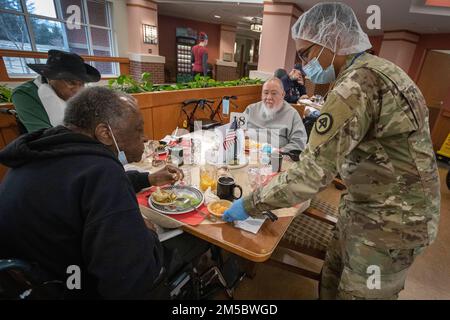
[222,198,249,222]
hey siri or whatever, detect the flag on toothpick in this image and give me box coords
[223,129,236,150]
[223,116,238,150]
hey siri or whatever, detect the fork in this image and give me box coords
[193,207,217,222]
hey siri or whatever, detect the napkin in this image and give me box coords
[233,216,267,234]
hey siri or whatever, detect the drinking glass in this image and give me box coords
[200,164,217,192]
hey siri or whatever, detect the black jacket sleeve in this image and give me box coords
[125,170,150,193]
[297,83,307,97]
[281,75,297,103]
[81,163,163,299]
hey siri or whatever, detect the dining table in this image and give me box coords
[132,130,310,263]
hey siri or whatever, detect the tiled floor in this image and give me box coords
[216,165,450,300]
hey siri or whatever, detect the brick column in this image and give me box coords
[129,54,165,84]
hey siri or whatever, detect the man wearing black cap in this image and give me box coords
[280,64,308,104]
[11,50,101,133]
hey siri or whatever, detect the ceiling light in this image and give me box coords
[214,15,221,19]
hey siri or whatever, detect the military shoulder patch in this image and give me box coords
[315,113,333,134]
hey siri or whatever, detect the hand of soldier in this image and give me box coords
[222,199,249,222]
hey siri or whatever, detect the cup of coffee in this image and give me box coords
[217,176,243,201]
[270,153,283,173]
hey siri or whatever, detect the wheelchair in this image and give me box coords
[1,250,245,300]
[153,245,246,300]
[181,96,239,132]
[0,259,63,299]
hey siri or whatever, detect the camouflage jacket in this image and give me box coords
[243,53,441,249]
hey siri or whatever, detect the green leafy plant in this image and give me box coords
[0,84,12,103]
[108,72,262,94]
[108,73,153,93]
[140,72,153,92]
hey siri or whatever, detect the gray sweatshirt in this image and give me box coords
[244,100,307,151]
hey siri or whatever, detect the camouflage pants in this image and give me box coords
[319,228,424,300]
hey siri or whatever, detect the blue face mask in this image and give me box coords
[303,46,336,84]
[108,124,128,165]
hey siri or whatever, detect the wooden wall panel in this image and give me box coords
[141,85,262,139]
[139,107,154,141]
[0,131,8,181]
[0,103,18,181]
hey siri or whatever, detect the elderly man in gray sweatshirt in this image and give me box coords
[244,77,307,152]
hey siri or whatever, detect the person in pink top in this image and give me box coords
[191,32,208,76]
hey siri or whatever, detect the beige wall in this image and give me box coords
[378,31,419,73]
[111,0,128,57]
[219,25,237,61]
[379,40,417,72]
[126,0,159,55]
[252,1,302,79]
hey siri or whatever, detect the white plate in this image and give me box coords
[148,185,204,215]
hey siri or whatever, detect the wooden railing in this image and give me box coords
[0,102,18,180]
[0,49,130,82]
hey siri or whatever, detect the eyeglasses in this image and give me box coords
[296,43,316,64]
[62,79,85,89]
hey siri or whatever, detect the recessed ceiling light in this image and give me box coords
[214,15,221,19]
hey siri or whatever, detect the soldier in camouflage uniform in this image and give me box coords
[223,2,440,299]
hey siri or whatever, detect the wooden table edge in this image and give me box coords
[181,215,294,263]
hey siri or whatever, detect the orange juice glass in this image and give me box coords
[200,165,217,192]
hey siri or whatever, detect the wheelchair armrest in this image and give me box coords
[222,96,237,101]
[0,259,33,274]
[152,267,167,289]
[182,99,201,106]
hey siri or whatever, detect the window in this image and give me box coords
[0,0,117,77]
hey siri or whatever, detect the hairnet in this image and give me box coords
[291,2,372,55]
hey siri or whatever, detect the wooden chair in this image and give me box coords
[267,197,338,281]
[290,103,305,118]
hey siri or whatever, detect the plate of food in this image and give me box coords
[149,185,204,215]
[207,200,232,218]
[150,187,178,206]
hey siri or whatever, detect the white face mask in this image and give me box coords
[107,124,128,165]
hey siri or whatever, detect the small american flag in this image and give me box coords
[223,129,236,150]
